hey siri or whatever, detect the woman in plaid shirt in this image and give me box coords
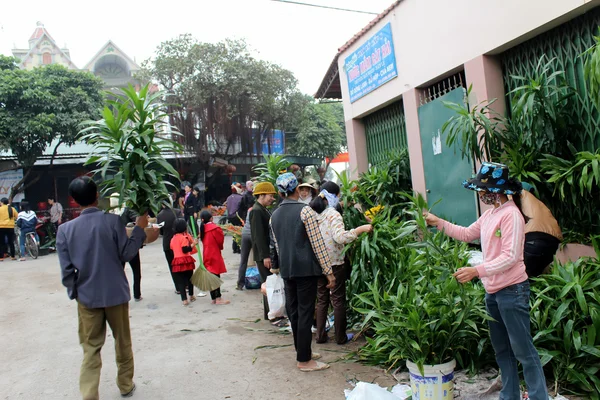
[310,181,372,345]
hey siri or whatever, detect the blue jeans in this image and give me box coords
[20,230,39,257]
[486,281,548,400]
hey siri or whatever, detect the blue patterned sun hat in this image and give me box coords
[462,162,521,195]
[276,172,299,194]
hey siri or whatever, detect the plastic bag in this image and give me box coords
[266,274,286,319]
[245,267,261,289]
[346,382,400,400]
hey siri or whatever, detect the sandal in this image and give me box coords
[182,300,189,306]
[298,361,330,372]
[189,296,197,302]
[311,352,322,360]
[215,299,230,305]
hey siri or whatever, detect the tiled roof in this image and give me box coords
[338,1,401,53]
[29,22,53,42]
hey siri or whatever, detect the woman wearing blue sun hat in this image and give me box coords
[425,162,548,399]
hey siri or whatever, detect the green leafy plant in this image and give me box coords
[530,248,600,398]
[352,195,493,374]
[252,154,292,186]
[508,56,576,156]
[584,28,600,111]
[541,150,600,204]
[81,84,182,215]
[441,85,502,162]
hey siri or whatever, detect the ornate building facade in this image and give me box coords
[12,22,140,89]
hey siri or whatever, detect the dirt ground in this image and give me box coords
[0,235,516,399]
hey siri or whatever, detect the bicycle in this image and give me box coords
[14,226,39,259]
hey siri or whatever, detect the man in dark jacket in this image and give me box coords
[157,203,183,292]
[270,172,334,372]
[56,177,146,399]
[249,181,277,317]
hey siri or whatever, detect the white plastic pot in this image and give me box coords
[406,359,455,400]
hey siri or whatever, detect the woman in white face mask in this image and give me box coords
[424,162,548,400]
[298,180,317,205]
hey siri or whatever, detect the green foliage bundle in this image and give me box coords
[82,84,182,215]
[252,154,291,186]
[442,54,600,238]
[347,194,493,374]
[531,248,600,398]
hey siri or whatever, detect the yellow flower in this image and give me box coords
[365,205,384,219]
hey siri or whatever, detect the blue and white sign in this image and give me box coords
[344,23,398,103]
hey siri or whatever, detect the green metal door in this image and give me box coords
[418,87,477,226]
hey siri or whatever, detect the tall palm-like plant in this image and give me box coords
[441,85,503,163]
[252,154,291,185]
[81,84,183,215]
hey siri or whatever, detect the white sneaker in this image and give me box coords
[197,291,208,297]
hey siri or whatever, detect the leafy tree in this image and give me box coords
[289,102,346,164]
[139,35,305,173]
[0,56,104,198]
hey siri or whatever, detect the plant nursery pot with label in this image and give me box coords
[406,359,455,400]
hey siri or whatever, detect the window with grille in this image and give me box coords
[363,100,407,166]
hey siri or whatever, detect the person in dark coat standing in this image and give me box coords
[270,172,335,372]
[120,206,143,302]
[248,182,277,314]
[57,176,146,399]
[157,203,183,292]
[182,183,198,225]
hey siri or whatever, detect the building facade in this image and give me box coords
[317,0,600,225]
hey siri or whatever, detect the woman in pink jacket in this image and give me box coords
[425,162,547,400]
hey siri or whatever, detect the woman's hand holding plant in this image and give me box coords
[423,211,440,227]
[453,267,479,283]
[356,224,373,235]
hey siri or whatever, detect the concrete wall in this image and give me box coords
[339,0,600,182]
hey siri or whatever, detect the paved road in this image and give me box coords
[0,236,394,399]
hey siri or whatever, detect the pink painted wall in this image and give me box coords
[464,55,507,214]
[345,119,368,179]
[402,89,427,199]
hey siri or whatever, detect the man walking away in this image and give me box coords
[270,172,335,372]
[56,177,146,400]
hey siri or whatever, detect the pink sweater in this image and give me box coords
[437,201,528,294]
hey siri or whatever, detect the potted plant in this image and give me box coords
[81,84,182,242]
[353,197,491,398]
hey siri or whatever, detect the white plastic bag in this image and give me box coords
[346,382,400,400]
[266,274,286,319]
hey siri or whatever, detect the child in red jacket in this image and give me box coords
[170,218,198,306]
[199,211,230,305]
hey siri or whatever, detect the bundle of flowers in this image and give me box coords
[222,224,242,245]
[364,205,385,220]
[208,205,226,216]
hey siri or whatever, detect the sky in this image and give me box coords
[0,0,394,94]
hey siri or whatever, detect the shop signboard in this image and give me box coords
[0,169,24,202]
[344,22,398,103]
